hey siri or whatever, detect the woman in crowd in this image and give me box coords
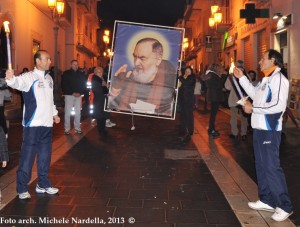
[178,66,196,143]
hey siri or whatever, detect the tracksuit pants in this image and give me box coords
[253,129,293,213]
[17,127,53,194]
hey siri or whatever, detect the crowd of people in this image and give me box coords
[177,60,262,141]
[0,48,293,222]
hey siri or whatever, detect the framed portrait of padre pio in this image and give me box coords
[105,21,184,120]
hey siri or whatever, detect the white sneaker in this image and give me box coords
[36,184,59,194]
[248,200,275,212]
[64,130,70,135]
[271,207,293,222]
[106,119,116,127]
[19,191,31,199]
[75,129,83,134]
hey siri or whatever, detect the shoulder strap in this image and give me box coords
[228,75,242,99]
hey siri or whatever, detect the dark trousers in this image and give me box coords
[0,106,8,134]
[253,129,293,213]
[17,127,53,193]
[209,101,219,131]
[95,104,108,135]
[96,115,106,134]
[179,98,194,135]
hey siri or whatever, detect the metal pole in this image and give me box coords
[53,26,61,106]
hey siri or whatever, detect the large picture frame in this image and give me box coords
[105,21,184,120]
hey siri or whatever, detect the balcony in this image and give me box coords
[77,34,100,57]
[216,6,232,33]
[77,0,90,12]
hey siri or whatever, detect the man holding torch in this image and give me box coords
[5,50,60,199]
[233,49,293,222]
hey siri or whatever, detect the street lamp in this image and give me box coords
[208,3,222,32]
[102,30,111,66]
[211,4,219,15]
[104,30,110,37]
[182,37,189,60]
[183,38,189,50]
[48,0,65,106]
[103,30,110,45]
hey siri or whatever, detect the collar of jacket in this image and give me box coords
[262,66,278,77]
[33,67,46,77]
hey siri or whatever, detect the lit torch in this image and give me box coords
[3,21,12,70]
[229,58,248,106]
[229,57,235,74]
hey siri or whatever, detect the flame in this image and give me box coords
[3,21,10,33]
[229,57,235,74]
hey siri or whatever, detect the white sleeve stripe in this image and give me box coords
[253,73,282,110]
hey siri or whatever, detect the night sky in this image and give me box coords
[98,0,187,30]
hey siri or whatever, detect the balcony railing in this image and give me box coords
[77,0,90,11]
[216,6,232,33]
[77,34,99,56]
[77,0,97,20]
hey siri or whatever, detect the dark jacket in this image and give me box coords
[205,71,224,103]
[91,76,106,116]
[178,73,196,105]
[61,69,86,95]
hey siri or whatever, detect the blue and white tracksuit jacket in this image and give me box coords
[6,68,58,193]
[239,67,288,131]
[6,67,58,127]
[239,67,293,213]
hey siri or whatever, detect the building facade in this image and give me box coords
[0,0,100,108]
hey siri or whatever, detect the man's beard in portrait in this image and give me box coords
[132,65,158,84]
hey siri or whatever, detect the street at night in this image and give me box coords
[1,0,300,226]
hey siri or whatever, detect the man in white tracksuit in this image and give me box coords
[6,50,60,199]
[233,49,293,222]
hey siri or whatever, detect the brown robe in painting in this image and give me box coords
[109,60,176,116]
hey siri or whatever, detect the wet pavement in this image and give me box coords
[193,107,300,226]
[0,104,299,226]
[195,108,300,226]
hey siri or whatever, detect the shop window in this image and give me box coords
[279,32,287,47]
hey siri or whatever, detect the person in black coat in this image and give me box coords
[203,63,225,138]
[91,67,109,137]
[178,66,196,143]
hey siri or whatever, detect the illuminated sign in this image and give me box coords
[271,14,292,32]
